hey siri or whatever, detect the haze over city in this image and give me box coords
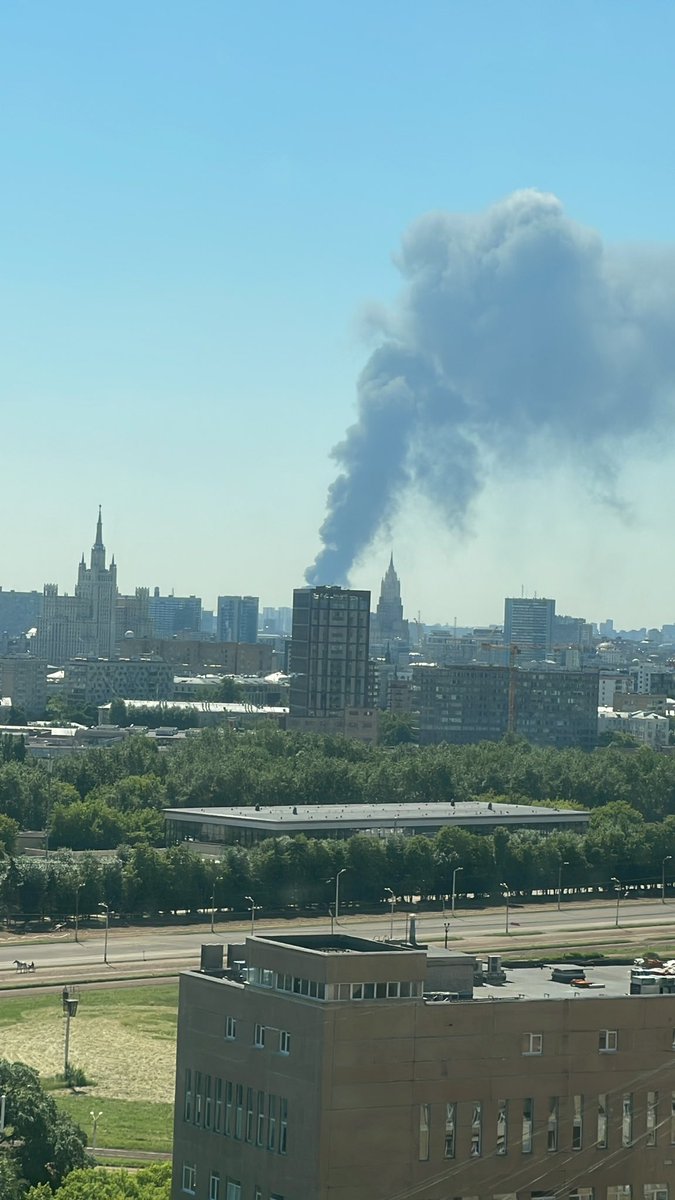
[3,2,675,628]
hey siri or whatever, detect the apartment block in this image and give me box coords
[171,934,675,1200]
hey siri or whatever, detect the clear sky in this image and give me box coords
[2,1,675,628]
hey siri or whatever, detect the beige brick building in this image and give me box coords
[171,935,675,1200]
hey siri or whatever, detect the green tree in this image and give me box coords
[0,1059,91,1188]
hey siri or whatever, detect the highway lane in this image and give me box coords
[1,897,674,975]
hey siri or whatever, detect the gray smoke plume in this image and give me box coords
[306,189,675,585]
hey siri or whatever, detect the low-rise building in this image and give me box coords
[0,655,47,717]
[63,656,174,706]
[172,933,675,1200]
[597,707,670,748]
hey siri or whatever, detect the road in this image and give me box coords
[1,896,674,977]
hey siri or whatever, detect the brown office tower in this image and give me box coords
[171,935,675,1200]
[289,586,370,721]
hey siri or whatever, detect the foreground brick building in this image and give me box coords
[171,934,675,1200]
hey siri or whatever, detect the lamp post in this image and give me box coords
[501,882,510,935]
[0,1092,6,1137]
[557,860,569,912]
[90,1109,103,1154]
[611,877,621,927]
[384,887,395,940]
[245,895,256,936]
[451,866,464,918]
[62,989,79,1076]
[98,903,109,964]
[662,855,672,905]
[335,868,347,924]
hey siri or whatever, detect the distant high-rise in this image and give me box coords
[503,596,555,658]
[216,595,259,645]
[149,589,202,638]
[372,553,409,648]
[290,585,370,717]
[37,508,118,663]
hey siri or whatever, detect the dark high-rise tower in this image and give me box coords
[290,586,370,717]
[373,553,409,647]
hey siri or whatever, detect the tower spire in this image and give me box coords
[95,505,103,548]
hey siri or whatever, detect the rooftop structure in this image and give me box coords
[164,800,589,847]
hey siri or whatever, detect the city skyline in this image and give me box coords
[3,4,675,626]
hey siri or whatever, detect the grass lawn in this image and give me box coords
[53,1094,174,1153]
[0,983,178,1105]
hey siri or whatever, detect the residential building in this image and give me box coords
[413,664,598,749]
[113,638,274,676]
[631,665,675,696]
[63,656,174,706]
[597,707,670,749]
[504,597,555,658]
[36,509,118,663]
[171,933,675,1200]
[116,587,154,643]
[289,586,370,720]
[0,655,47,717]
[217,597,259,645]
[149,590,202,639]
[0,589,42,638]
[598,672,633,708]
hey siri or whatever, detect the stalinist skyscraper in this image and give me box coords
[372,553,409,651]
[37,509,118,663]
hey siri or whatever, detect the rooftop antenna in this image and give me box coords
[521,584,524,598]
[453,615,457,640]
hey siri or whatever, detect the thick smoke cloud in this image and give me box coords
[306,189,675,585]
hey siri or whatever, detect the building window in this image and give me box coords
[522,1098,533,1154]
[254,1190,262,1200]
[569,1191,593,1200]
[225,1182,241,1200]
[497,1100,507,1155]
[204,1075,212,1131]
[597,1094,608,1148]
[547,1098,558,1152]
[214,1078,223,1134]
[256,1090,265,1147]
[418,1104,430,1161]
[444,1102,456,1159]
[647,1092,658,1147]
[182,1163,197,1195]
[572,1095,583,1150]
[279,1097,288,1154]
[194,1072,202,1127]
[225,1081,233,1137]
[245,1087,255,1143]
[607,1190,631,1200]
[279,1030,291,1055]
[209,1173,220,1200]
[234,1084,243,1140]
[470,1102,482,1157]
[268,1095,278,1151]
[599,1029,618,1053]
[184,1068,192,1123]
[254,1024,265,1049]
[643,1189,668,1200]
[225,1017,237,1040]
[522,1032,543,1055]
[622,1094,633,1147]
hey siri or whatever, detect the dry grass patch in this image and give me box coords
[0,984,178,1103]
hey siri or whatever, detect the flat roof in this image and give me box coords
[480,964,632,1001]
[164,801,589,832]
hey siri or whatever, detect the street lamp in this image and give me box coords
[611,877,622,928]
[90,1109,103,1154]
[245,895,256,936]
[662,856,672,905]
[557,860,570,912]
[384,887,395,940]
[335,868,347,923]
[62,988,79,1077]
[451,866,464,918]
[98,903,109,964]
[501,882,510,935]
[0,1092,5,1137]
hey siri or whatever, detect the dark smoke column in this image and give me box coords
[306,189,675,584]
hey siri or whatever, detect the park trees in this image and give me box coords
[0,1059,91,1189]
[26,1162,171,1199]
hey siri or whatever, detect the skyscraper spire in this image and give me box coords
[95,505,103,549]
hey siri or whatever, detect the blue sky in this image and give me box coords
[2,1,675,626]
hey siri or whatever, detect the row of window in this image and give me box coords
[181,1164,284,1200]
[247,965,423,1001]
[224,1017,291,1056]
[443,1190,668,1200]
[418,1092,675,1160]
[184,1070,288,1155]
